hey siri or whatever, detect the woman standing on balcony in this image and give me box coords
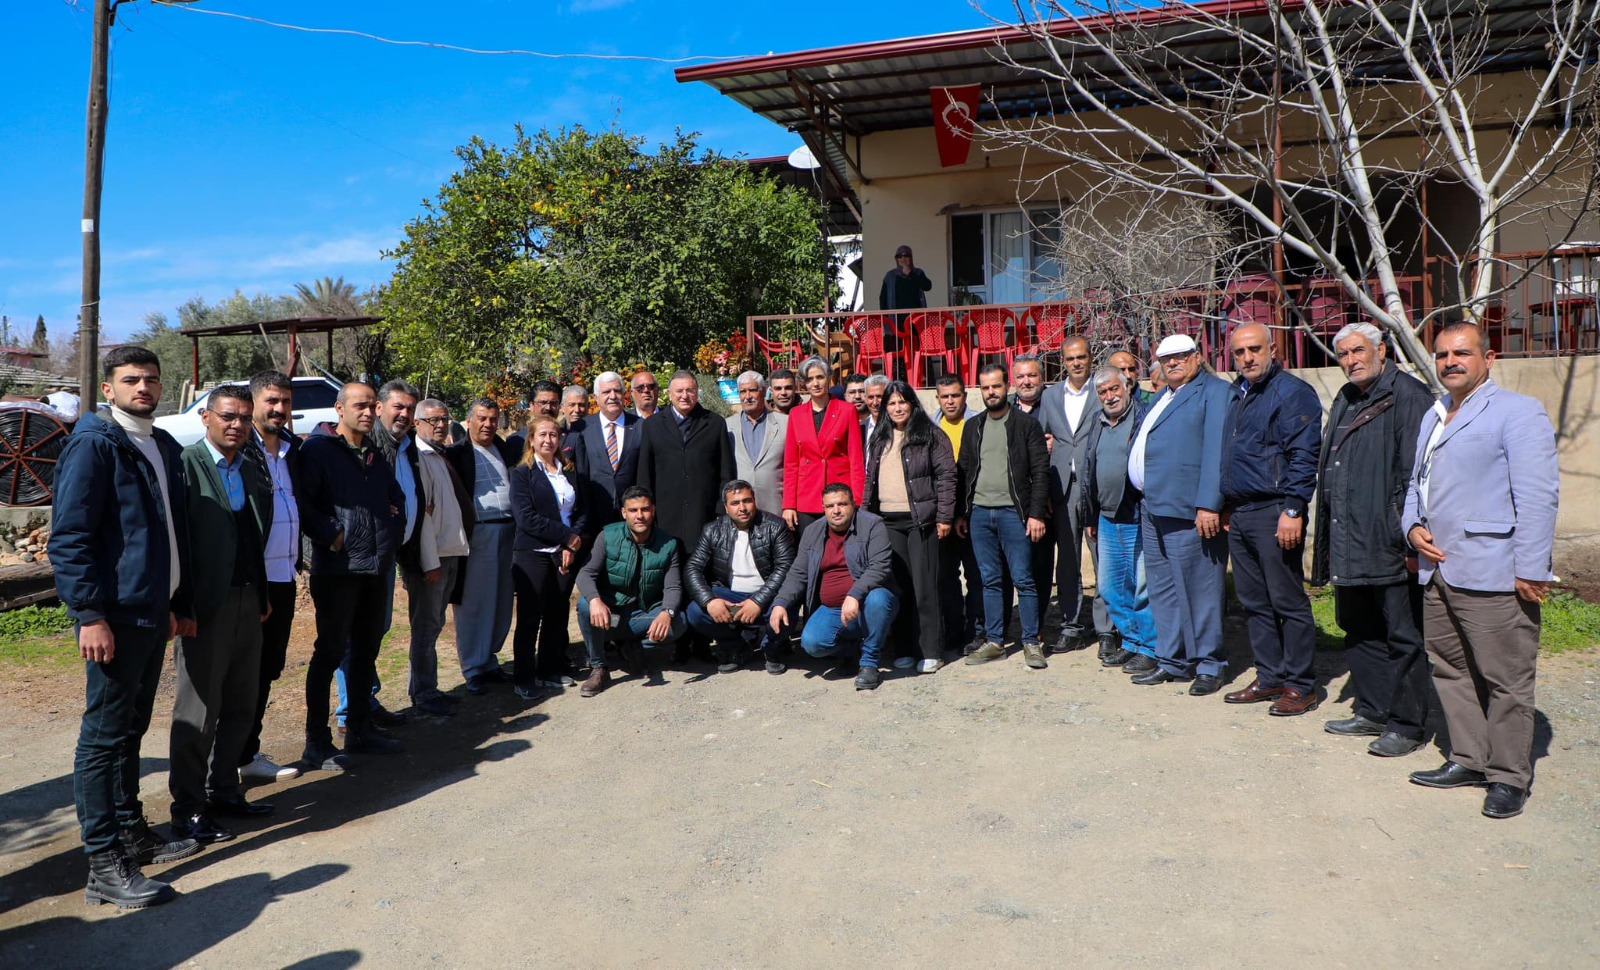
[783,356,865,534]
[879,245,932,311]
[863,381,956,673]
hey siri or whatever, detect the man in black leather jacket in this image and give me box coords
[685,480,796,675]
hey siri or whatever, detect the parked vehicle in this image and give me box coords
[154,376,340,446]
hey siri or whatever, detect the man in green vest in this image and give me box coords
[574,485,687,697]
[169,384,275,846]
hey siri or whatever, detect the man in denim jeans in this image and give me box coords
[954,363,1052,669]
[769,484,898,691]
[575,486,687,696]
[1080,366,1158,672]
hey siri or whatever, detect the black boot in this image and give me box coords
[85,848,175,909]
[119,816,202,866]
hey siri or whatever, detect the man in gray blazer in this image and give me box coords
[1035,338,1112,655]
[1403,322,1558,819]
[728,371,788,516]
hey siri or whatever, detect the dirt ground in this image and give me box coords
[1,584,1598,969]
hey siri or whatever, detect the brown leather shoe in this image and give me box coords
[579,667,610,698]
[1269,688,1321,716]
[1224,679,1286,704]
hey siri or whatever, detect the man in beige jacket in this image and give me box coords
[411,399,474,716]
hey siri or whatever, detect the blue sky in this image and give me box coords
[0,0,994,344]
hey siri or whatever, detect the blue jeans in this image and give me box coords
[335,564,393,725]
[1097,515,1157,656]
[685,587,785,655]
[792,587,898,669]
[1143,507,1228,679]
[576,598,686,668]
[969,505,1041,645]
[74,623,166,854]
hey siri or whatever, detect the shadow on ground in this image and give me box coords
[0,683,550,958]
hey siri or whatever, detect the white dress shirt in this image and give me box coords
[1127,388,1176,494]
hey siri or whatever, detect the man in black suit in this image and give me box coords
[636,370,736,548]
[568,370,642,525]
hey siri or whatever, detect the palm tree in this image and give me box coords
[293,276,361,317]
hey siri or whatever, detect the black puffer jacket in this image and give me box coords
[296,424,405,577]
[863,424,957,529]
[1311,363,1434,587]
[685,511,796,610]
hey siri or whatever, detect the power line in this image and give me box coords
[154,3,762,64]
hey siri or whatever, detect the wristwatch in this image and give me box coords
[1283,508,1302,519]
[664,608,677,617]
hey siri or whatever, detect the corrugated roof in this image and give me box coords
[678,0,1563,138]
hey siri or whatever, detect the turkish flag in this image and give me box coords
[931,84,983,167]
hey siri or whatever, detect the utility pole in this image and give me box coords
[78,0,115,408]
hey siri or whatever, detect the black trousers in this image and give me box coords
[1228,504,1318,693]
[512,551,576,683]
[939,532,984,649]
[240,580,296,766]
[307,573,386,742]
[1337,582,1432,739]
[882,512,943,661]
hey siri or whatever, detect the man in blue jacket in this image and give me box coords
[296,382,406,768]
[50,345,200,909]
[1219,324,1325,716]
[1127,334,1235,695]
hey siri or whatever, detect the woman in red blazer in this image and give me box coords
[783,356,866,533]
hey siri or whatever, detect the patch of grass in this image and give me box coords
[1308,585,1600,655]
[0,634,79,671]
[0,604,74,639]
[1309,587,1344,651]
[1541,591,1600,654]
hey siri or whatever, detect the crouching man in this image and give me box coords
[574,486,687,696]
[685,480,796,675]
[768,483,898,690]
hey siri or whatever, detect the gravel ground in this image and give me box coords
[1,595,1598,968]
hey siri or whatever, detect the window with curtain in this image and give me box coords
[949,207,1063,305]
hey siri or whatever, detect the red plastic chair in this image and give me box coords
[1023,304,1073,355]
[850,315,887,376]
[965,307,1020,384]
[754,332,806,373]
[907,311,959,387]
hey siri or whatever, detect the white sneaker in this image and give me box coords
[919,659,942,674]
[893,656,917,670]
[240,752,301,782]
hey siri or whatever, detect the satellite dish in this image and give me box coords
[787,145,821,170]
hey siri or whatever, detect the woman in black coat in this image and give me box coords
[510,415,588,699]
[864,380,957,672]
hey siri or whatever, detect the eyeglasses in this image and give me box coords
[208,412,251,425]
[417,416,450,426]
[632,383,659,393]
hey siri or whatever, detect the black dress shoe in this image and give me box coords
[1482,783,1529,819]
[1325,714,1387,737]
[1367,732,1425,758]
[206,793,275,818]
[1102,648,1136,668]
[1132,668,1188,686]
[1189,674,1222,696]
[1122,654,1158,674]
[171,812,234,845]
[1409,761,1488,789]
[465,675,488,695]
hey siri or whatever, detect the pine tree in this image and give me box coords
[32,315,48,353]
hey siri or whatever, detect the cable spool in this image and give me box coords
[0,406,70,507]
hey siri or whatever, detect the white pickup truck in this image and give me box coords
[154,376,342,447]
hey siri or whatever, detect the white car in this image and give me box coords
[154,376,342,447]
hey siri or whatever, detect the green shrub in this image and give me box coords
[0,603,74,639]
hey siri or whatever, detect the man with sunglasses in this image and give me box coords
[629,371,662,422]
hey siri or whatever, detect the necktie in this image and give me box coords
[606,421,620,471]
